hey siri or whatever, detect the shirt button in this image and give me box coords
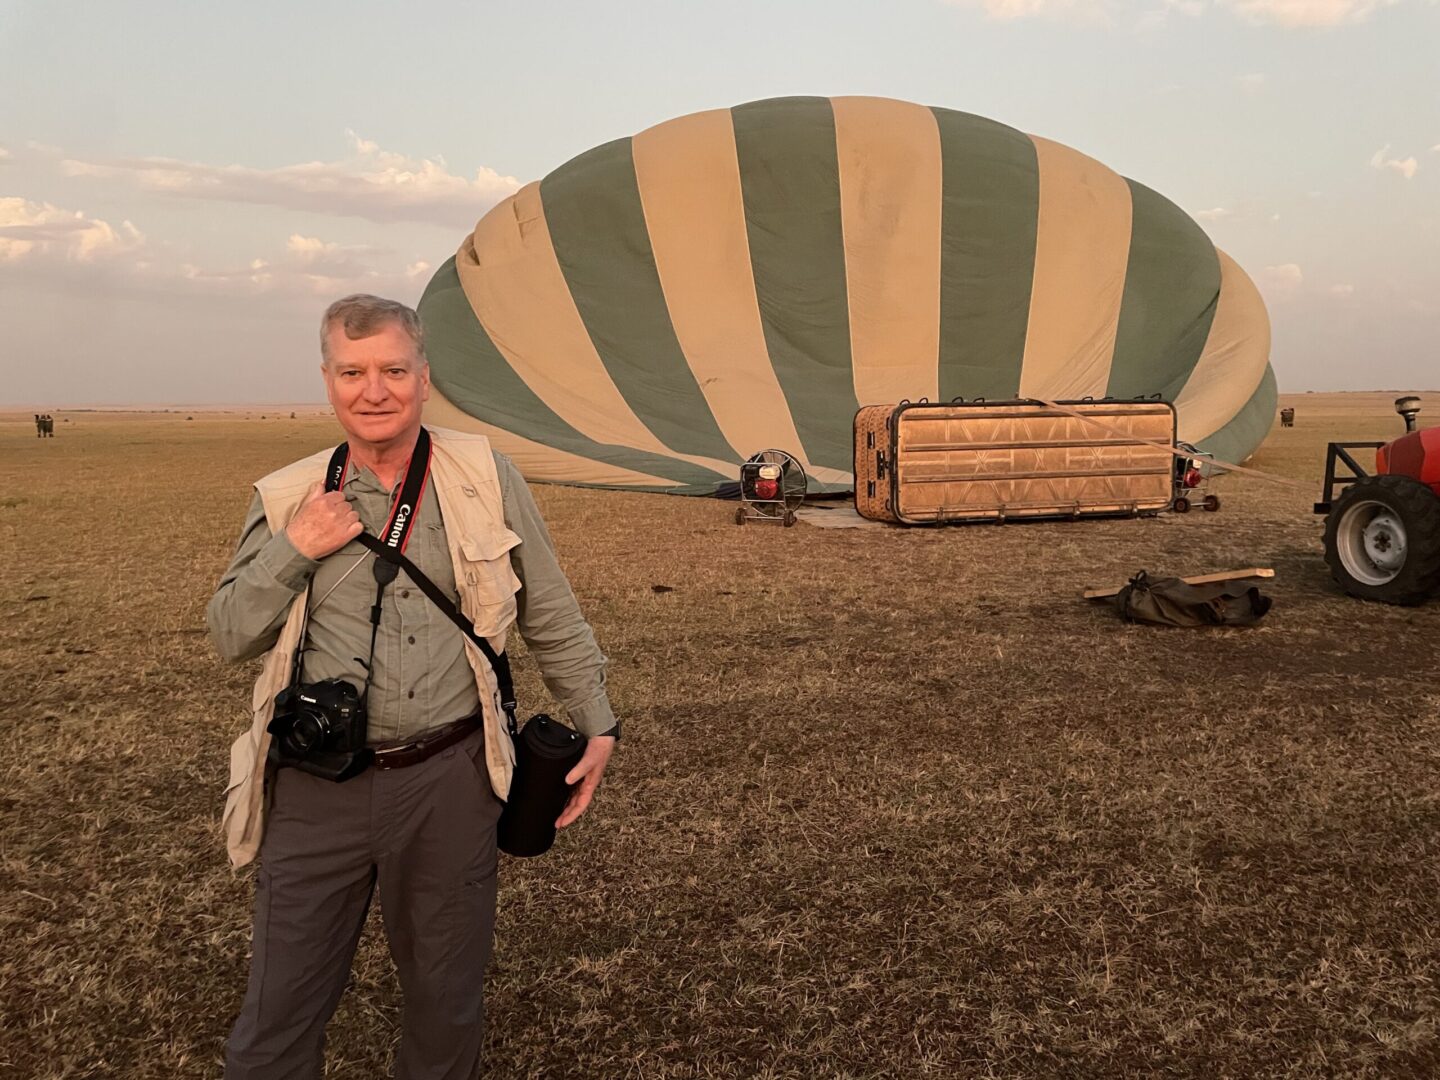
[401,589,410,599]
[408,690,415,699]
[407,635,416,645]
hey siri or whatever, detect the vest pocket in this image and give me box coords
[458,533,522,638]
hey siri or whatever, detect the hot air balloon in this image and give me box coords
[419,95,1275,495]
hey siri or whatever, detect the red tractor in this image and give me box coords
[1316,396,1440,604]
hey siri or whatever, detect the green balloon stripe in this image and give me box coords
[732,97,858,472]
[1195,364,1278,465]
[931,107,1038,402]
[418,258,730,493]
[1108,179,1220,401]
[539,138,739,465]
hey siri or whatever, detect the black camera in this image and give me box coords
[268,679,373,782]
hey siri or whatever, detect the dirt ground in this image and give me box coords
[2,394,1438,1078]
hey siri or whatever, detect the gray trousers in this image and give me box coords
[225,728,502,1080]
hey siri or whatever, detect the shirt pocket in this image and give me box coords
[407,521,459,594]
[458,530,522,639]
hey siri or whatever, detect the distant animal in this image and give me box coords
[1280,408,1295,428]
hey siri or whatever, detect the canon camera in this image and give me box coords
[268,679,373,782]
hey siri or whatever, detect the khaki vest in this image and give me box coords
[222,426,521,868]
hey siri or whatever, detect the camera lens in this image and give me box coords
[284,709,331,757]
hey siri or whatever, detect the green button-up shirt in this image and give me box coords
[207,451,616,744]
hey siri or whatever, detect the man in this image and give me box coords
[208,294,619,1079]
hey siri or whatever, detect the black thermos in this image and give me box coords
[497,714,586,857]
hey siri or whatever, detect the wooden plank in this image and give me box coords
[1082,567,1274,600]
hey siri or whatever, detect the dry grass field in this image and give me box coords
[3,394,1439,1078]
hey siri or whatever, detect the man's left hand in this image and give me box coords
[557,735,615,828]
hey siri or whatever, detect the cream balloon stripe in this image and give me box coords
[732,96,859,474]
[539,137,739,465]
[1193,364,1278,468]
[630,109,852,489]
[425,384,682,489]
[1175,249,1271,446]
[1108,179,1221,400]
[420,257,725,491]
[1018,136,1132,401]
[931,107,1038,402]
[453,183,737,485]
[832,96,942,409]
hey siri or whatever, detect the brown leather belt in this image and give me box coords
[372,712,484,770]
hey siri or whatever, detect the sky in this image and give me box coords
[1,0,1436,406]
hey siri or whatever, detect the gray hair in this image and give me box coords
[319,294,426,365]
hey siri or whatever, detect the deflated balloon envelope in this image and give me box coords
[419,95,1275,496]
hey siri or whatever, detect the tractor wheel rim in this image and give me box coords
[1363,512,1406,571]
[1338,501,1407,585]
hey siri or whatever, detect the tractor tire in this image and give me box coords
[1172,496,1191,514]
[1324,474,1440,605]
[735,506,747,526]
[1203,494,1221,512]
[783,510,797,527]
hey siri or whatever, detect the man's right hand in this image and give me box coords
[286,481,363,560]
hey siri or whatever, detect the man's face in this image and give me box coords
[321,322,431,451]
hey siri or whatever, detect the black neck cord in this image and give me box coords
[286,430,431,696]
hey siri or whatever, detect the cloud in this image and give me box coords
[0,197,143,262]
[1370,145,1419,179]
[58,132,520,227]
[944,0,1115,22]
[1258,263,1304,300]
[1236,73,1266,92]
[949,0,1418,25]
[1188,201,1281,224]
[1135,0,1205,28]
[1328,283,1355,297]
[0,199,429,306]
[1217,0,1399,25]
[177,232,431,298]
[284,232,385,268]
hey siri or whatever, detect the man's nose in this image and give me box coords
[361,372,390,401]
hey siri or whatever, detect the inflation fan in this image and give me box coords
[735,450,807,527]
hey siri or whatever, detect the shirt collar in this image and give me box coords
[344,461,390,495]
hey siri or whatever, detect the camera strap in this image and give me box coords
[350,532,521,734]
[290,428,435,706]
[289,427,517,730]
[323,426,433,556]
